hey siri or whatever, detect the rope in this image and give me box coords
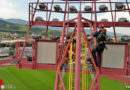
[68,34,95,90]
[69,42,73,90]
[81,36,88,90]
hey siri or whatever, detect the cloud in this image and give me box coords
[97,11,130,35]
[107,27,130,35]
[0,0,27,20]
[85,0,117,6]
[98,12,130,21]
[96,0,118,6]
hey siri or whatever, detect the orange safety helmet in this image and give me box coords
[98,24,104,28]
[103,28,107,33]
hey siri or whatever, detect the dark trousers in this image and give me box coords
[92,44,105,67]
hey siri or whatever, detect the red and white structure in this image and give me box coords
[11,0,130,90]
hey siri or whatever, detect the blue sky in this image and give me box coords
[0,0,65,20]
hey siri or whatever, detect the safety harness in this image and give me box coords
[97,30,106,44]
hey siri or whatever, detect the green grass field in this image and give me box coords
[0,66,129,90]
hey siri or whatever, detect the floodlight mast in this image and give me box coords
[17,0,130,90]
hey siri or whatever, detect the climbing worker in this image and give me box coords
[88,23,107,67]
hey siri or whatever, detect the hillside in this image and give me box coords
[0,20,27,33]
[0,18,28,25]
[0,19,61,36]
[5,19,28,25]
